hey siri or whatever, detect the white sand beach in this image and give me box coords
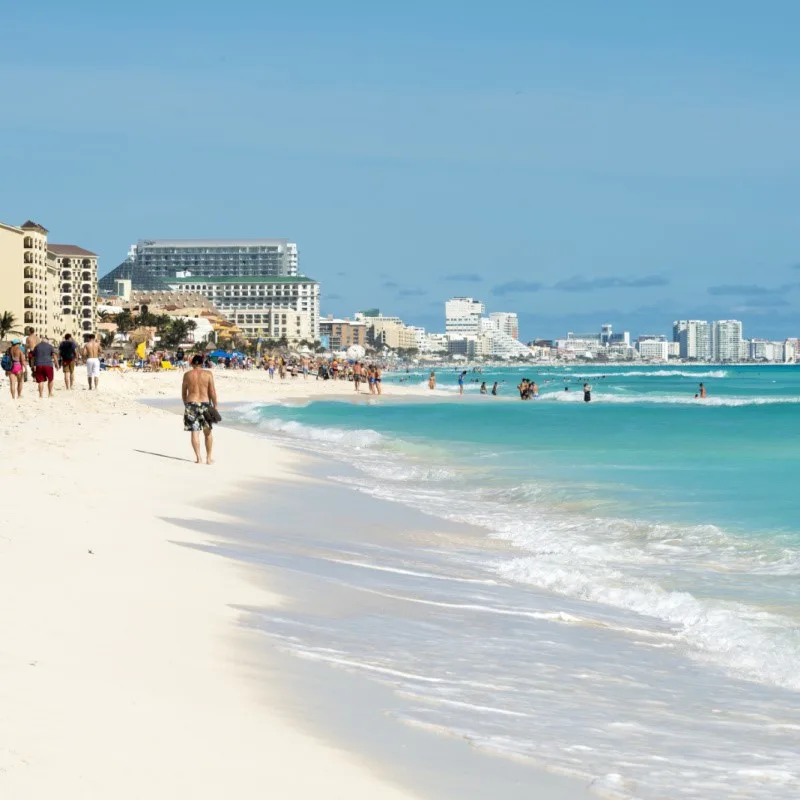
[0,369,431,799]
[0,368,591,799]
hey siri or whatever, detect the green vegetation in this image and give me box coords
[0,311,19,340]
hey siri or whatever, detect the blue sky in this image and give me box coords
[2,0,799,340]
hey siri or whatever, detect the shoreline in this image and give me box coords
[0,369,588,798]
[0,370,425,798]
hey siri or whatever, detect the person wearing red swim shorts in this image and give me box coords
[31,338,56,398]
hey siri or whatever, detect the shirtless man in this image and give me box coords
[182,354,218,464]
[25,328,40,357]
[25,328,39,382]
[83,334,102,390]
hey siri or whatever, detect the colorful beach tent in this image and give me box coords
[209,349,247,360]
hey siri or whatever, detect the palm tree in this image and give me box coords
[113,309,134,333]
[0,311,19,340]
[158,318,197,349]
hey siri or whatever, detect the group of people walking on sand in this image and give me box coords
[2,329,102,399]
[352,362,382,394]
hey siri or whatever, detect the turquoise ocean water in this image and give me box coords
[231,365,800,798]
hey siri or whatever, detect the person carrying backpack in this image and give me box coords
[2,339,26,399]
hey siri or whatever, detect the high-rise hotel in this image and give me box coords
[98,236,319,344]
[0,219,98,341]
[99,238,298,292]
[673,319,744,361]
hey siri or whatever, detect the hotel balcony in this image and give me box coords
[23,237,33,249]
[24,252,33,264]
[62,295,72,305]
[63,308,72,316]
[24,267,33,279]
[82,308,92,318]
[82,297,92,307]
[24,312,33,323]
[82,320,92,331]
[24,282,33,294]
[61,271,72,280]
[24,298,34,309]
[82,271,92,281]
[81,284,91,294]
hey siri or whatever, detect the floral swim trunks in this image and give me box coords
[184,401,212,432]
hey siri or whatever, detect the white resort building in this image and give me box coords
[445,297,485,337]
[169,275,320,344]
[711,320,745,362]
[673,320,712,361]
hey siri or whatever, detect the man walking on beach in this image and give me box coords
[182,354,218,465]
[25,328,39,359]
[59,333,78,390]
[31,337,56,398]
[83,334,102,390]
[25,328,39,383]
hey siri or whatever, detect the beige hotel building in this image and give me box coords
[0,219,98,341]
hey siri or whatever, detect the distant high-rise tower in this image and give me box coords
[445,297,485,337]
[489,312,519,340]
[674,320,711,360]
[711,320,743,362]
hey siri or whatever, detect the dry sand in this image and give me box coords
[0,367,432,799]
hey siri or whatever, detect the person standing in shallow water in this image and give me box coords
[699,382,707,399]
[583,382,592,403]
[182,354,218,465]
[428,370,436,390]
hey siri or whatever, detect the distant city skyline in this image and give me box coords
[3,2,800,341]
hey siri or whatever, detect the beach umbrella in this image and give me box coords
[346,344,366,360]
[209,349,229,359]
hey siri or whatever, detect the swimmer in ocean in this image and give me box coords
[583,382,592,403]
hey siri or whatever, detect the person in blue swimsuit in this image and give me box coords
[458,370,467,396]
